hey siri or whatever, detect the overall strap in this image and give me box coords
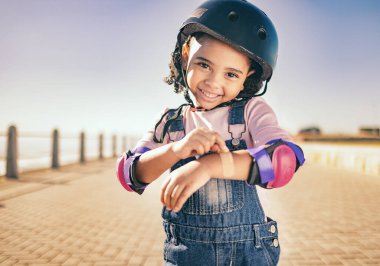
[227,99,249,150]
[228,100,247,125]
[167,110,184,132]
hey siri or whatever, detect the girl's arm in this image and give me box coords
[137,127,227,183]
[117,127,228,194]
[200,139,305,188]
[136,127,228,183]
[161,140,305,211]
[160,150,251,212]
[135,142,180,184]
[117,144,180,194]
[198,150,251,181]
[201,139,305,187]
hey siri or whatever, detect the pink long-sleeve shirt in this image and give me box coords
[139,97,289,150]
[117,97,292,193]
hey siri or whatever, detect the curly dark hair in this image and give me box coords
[163,33,264,98]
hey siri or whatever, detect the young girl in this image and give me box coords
[117,0,305,265]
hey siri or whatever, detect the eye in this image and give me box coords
[226,72,239,79]
[196,62,209,69]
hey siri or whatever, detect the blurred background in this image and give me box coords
[1,0,379,175]
[1,1,380,265]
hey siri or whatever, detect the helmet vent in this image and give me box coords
[227,11,239,22]
[257,27,267,40]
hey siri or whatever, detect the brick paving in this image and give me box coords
[0,159,379,265]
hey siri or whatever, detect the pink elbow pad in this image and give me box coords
[116,147,150,194]
[267,145,297,188]
[116,155,133,192]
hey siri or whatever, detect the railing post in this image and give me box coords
[6,125,19,178]
[51,129,60,169]
[80,132,86,164]
[122,136,127,153]
[99,133,104,160]
[112,134,117,158]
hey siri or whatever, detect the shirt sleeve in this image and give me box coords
[246,97,291,147]
[116,108,170,194]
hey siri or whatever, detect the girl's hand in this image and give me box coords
[171,127,228,159]
[160,160,211,212]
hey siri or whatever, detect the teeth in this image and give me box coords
[200,89,219,98]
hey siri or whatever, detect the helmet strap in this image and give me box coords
[254,77,271,97]
[177,33,196,108]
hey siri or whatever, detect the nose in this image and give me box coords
[204,72,222,91]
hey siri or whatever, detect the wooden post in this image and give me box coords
[51,129,59,169]
[122,136,127,152]
[6,125,18,178]
[80,132,86,164]
[112,134,117,158]
[99,133,104,160]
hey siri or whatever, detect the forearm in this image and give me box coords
[198,150,252,181]
[136,142,180,183]
[199,140,305,188]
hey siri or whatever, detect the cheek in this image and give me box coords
[186,66,202,82]
[229,80,245,93]
[186,70,194,83]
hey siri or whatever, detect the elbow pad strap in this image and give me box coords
[266,139,305,166]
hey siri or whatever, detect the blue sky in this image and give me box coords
[1,0,379,137]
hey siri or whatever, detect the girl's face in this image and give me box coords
[182,35,254,110]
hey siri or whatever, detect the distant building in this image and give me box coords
[298,127,321,136]
[359,127,380,136]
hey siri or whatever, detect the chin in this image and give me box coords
[196,102,218,110]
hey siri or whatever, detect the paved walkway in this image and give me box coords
[0,159,379,265]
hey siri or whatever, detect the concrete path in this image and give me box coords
[0,159,379,265]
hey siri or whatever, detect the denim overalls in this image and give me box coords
[162,101,280,266]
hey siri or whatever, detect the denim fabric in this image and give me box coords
[168,110,185,132]
[163,218,280,266]
[228,100,246,125]
[163,100,281,265]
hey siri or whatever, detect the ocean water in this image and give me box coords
[0,135,137,176]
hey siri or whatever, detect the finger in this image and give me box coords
[160,177,171,205]
[173,188,192,213]
[164,185,172,210]
[210,144,221,153]
[199,130,227,153]
[163,182,174,210]
[193,141,205,155]
[213,133,229,152]
[201,141,211,154]
[196,135,214,153]
[197,127,210,134]
[170,185,186,210]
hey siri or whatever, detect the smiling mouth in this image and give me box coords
[199,88,222,99]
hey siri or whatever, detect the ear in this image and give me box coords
[247,69,255,77]
[240,69,256,91]
[181,43,190,69]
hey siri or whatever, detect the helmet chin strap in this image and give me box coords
[181,69,196,108]
[254,77,270,97]
[177,33,196,108]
